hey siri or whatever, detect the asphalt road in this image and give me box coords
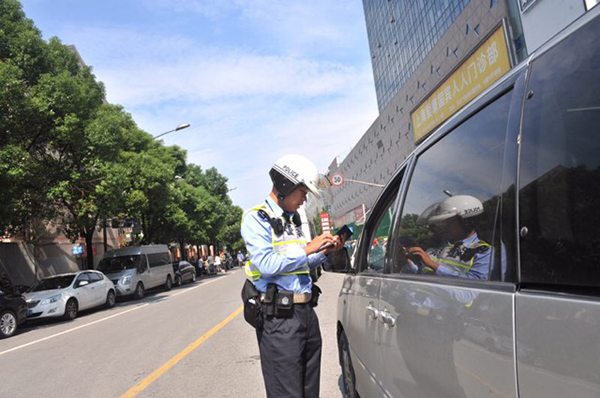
[0,268,346,398]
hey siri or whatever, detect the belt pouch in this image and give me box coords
[264,283,277,316]
[310,284,322,307]
[241,279,263,329]
[275,290,294,318]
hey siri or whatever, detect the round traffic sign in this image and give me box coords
[331,172,344,187]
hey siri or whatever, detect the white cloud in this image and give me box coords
[146,0,368,57]
[32,0,378,210]
[101,52,361,106]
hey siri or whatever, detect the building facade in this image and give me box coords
[326,0,596,231]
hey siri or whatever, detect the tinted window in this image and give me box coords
[148,252,170,268]
[89,272,102,282]
[97,255,141,272]
[519,16,600,288]
[392,90,513,281]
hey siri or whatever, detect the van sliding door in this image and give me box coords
[379,74,523,397]
[517,12,600,398]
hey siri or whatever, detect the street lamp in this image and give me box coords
[153,123,191,140]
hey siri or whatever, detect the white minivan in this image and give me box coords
[97,245,174,299]
[332,7,600,398]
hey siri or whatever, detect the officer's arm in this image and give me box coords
[307,252,327,269]
[241,211,312,277]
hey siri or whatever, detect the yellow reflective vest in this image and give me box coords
[244,203,310,281]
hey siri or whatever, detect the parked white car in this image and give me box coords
[24,271,116,321]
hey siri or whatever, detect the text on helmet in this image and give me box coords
[283,165,299,180]
[462,206,482,215]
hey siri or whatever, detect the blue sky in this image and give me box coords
[21,0,378,210]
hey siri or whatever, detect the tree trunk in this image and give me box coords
[85,228,95,270]
[179,238,187,261]
[103,218,108,253]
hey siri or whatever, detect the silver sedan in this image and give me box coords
[24,271,116,321]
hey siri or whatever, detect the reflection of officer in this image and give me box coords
[241,154,344,398]
[402,195,492,280]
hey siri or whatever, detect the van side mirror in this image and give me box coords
[323,248,352,273]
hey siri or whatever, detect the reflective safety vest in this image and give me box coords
[244,203,310,281]
[426,238,491,275]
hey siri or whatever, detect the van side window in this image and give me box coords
[147,252,170,268]
[391,90,513,281]
[519,16,600,288]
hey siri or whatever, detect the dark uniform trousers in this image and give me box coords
[256,302,322,398]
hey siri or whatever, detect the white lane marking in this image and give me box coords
[0,304,148,357]
[0,271,237,357]
[169,274,225,298]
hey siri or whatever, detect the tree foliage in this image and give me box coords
[0,0,245,266]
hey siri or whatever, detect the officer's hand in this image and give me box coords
[322,235,345,255]
[407,247,438,270]
[304,233,336,256]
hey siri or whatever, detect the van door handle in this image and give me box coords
[380,310,396,328]
[366,305,379,320]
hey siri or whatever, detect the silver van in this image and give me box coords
[332,8,600,398]
[97,245,174,299]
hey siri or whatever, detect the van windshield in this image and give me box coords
[98,255,141,272]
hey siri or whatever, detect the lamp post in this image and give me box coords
[153,123,191,140]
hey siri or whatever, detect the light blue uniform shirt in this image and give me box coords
[435,233,491,279]
[241,197,327,294]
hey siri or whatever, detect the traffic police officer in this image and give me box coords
[241,154,343,398]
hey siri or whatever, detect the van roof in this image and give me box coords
[104,245,169,257]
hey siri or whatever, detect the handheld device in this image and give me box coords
[317,225,354,253]
[336,224,353,241]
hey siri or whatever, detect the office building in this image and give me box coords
[326,0,597,232]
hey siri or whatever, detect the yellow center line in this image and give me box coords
[120,305,244,398]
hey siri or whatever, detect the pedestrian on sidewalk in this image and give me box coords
[214,254,222,272]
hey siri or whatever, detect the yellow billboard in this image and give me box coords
[411,25,511,142]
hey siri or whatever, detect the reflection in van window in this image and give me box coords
[400,195,494,279]
[519,16,600,288]
[366,199,395,273]
[394,90,513,281]
[97,255,141,272]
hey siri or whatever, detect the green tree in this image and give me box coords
[48,104,141,268]
[0,2,105,250]
[0,0,245,271]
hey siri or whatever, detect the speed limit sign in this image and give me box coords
[331,172,344,187]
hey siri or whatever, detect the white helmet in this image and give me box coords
[270,154,321,199]
[417,195,483,225]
